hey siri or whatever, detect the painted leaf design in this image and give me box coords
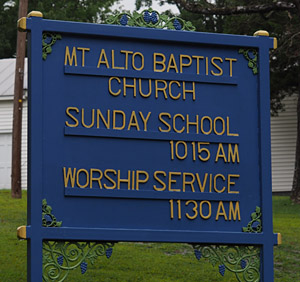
[160,14,168,21]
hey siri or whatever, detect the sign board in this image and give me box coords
[19,11,280,281]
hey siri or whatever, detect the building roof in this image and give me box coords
[0,58,28,100]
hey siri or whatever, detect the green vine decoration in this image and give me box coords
[242,206,262,233]
[43,241,114,281]
[42,33,62,60]
[193,244,260,282]
[105,8,195,31]
[239,49,258,75]
[42,199,62,227]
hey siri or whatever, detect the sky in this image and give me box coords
[112,0,179,14]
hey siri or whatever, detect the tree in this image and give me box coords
[136,0,300,203]
[0,0,118,58]
[0,0,18,58]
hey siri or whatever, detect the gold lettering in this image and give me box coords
[214,174,226,193]
[139,111,151,131]
[111,50,125,70]
[136,170,149,190]
[185,200,198,220]
[182,82,195,101]
[120,50,133,69]
[90,168,103,188]
[77,47,90,67]
[225,58,237,77]
[169,80,181,100]
[132,171,135,190]
[192,55,204,74]
[216,201,227,221]
[180,54,192,73]
[173,114,185,133]
[155,80,168,99]
[153,53,166,72]
[167,54,179,73]
[117,170,131,190]
[227,117,239,136]
[97,109,110,129]
[108,77,121,96]
[153,171,166,191]
[113,110,126,130]
[123,77,136,97]
[97,49,109,68]
[168,172,181,192]
[211,57,223,76]
[81,108,95,128]
[214,117,225,135]
[139,78,152,98]
[195,173,208,193]
[64,46,77,66]
[229,201,241,220]
[128,111,140,131]
[104,169,116,189]
[76,169,89,188]
[201,116,212,135]
[158,113,171,132]
[215,143,227,162]
[228,174,240,194]
[63,167,76,187]
[199,201,211,219]
[186,114,199,134]
[205,57,209,75]
[175,141,187,160]
[183,172,195,192]
[132,52,144,71]
[65,107,79,127]
[228,144,240,163]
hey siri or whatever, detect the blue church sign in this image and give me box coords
[17,10,280,281]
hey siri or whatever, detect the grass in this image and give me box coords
[272,196,300,281]
[0,190,299,281]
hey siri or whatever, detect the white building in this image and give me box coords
[0,58,297,192]
[0,58,27,189]
[271,94,297,192]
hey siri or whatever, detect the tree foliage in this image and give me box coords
[0,0,118,58]
[0,0,18,58]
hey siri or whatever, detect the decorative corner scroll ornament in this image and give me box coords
[242,206,262,233]
[105,8,196,31]
[43,241,114,281]
[42,199,62,227]
[193,244,260,282]
[238,49,258,75]
[42,32,62,60]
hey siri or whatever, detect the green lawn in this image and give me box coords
[0,190,299,281]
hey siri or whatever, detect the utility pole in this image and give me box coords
[11,0,28,198]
